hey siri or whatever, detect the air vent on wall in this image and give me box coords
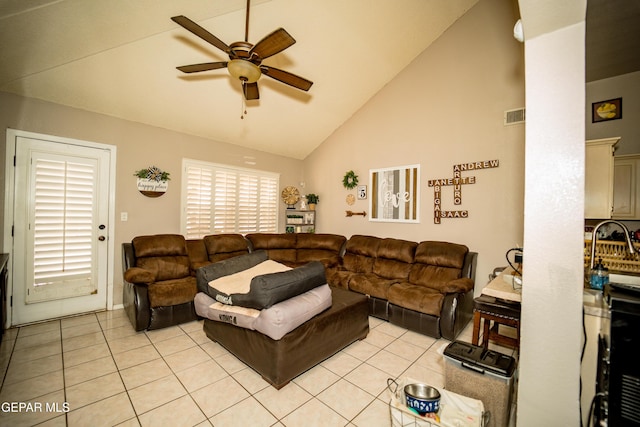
[504,108,526,125]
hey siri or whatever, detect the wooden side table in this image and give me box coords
[472,294,521,350]
[472,268,522,351]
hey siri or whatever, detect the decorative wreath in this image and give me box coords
[134,166,171,182]
[342,170,359,189]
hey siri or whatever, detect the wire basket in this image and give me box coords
[584,240,640,273]
[388,377,486,427]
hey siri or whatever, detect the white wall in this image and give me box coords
[303,0,525,289]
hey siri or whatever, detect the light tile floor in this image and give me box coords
[0,309,517,427]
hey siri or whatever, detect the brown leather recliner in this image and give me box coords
[122,234,200,331]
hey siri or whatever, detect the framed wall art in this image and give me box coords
[592,98,622,123]
[369,164,420,223]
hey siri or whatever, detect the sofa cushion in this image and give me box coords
[387,282,445,317]
[414,241,469,269]
[326,269,353,290]
[295,233,346,267]
[409,241,469,291]
[132,234,190,281]
[348,273,398,300]
[342,235,381,274]
[204,234,250,263]
[246,233,297,265]
[186,239,209,272]
[148,277,198,308]
[430,277,474,294]
[372,238,417,280]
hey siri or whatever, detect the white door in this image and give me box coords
[11,134,112,325]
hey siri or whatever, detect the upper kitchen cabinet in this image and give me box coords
[613,154,640,219]
[585,137,620,218]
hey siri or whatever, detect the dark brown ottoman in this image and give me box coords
[202,286,369,389]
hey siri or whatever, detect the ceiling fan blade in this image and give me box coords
[250,28,296,59]
[177,62,228,73]
[261,66,313,91]
[171,15,230,54]
[243,81,260,100]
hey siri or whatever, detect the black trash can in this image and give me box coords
[444,341,517,427]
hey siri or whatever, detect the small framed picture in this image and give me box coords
[592,98,622,123]
[357,185,367,200]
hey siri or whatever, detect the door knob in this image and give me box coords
[98,236,106,241]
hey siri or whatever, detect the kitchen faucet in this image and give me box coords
[589,220,637,270]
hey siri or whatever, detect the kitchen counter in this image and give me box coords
[481,267,521,302]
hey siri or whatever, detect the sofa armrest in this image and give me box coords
[123,267,155,284]
[461,251,478,281]
[123,280,151,331]
[122,242,135,271]
[439,289,475,340]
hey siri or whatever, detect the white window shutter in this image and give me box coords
[259,176,278,232]
[182,160,279,238]
[185,166,213,239]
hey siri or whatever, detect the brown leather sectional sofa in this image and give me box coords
[122,232,476,339]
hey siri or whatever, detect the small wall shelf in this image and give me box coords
[285,209,316,233]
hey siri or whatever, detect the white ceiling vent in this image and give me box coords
[504,108,526,125]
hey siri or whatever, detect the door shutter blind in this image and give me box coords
[183,161,279,238]
[32,158,95,285]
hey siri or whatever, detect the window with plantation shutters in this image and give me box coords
[182,159,279,239]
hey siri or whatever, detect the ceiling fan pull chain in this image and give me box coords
[241,95,247,119]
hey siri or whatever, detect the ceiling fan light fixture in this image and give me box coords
[228,59,261,83]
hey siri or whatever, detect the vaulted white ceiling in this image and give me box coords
[0,0,479,159]
[2,1,638,159]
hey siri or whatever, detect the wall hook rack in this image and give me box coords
[346,210,366,217]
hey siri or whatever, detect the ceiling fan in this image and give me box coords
[171,0,313,101]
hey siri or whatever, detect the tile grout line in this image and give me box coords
[145,323,211,424]
[57,319,69,426]
[104,314,146,426]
